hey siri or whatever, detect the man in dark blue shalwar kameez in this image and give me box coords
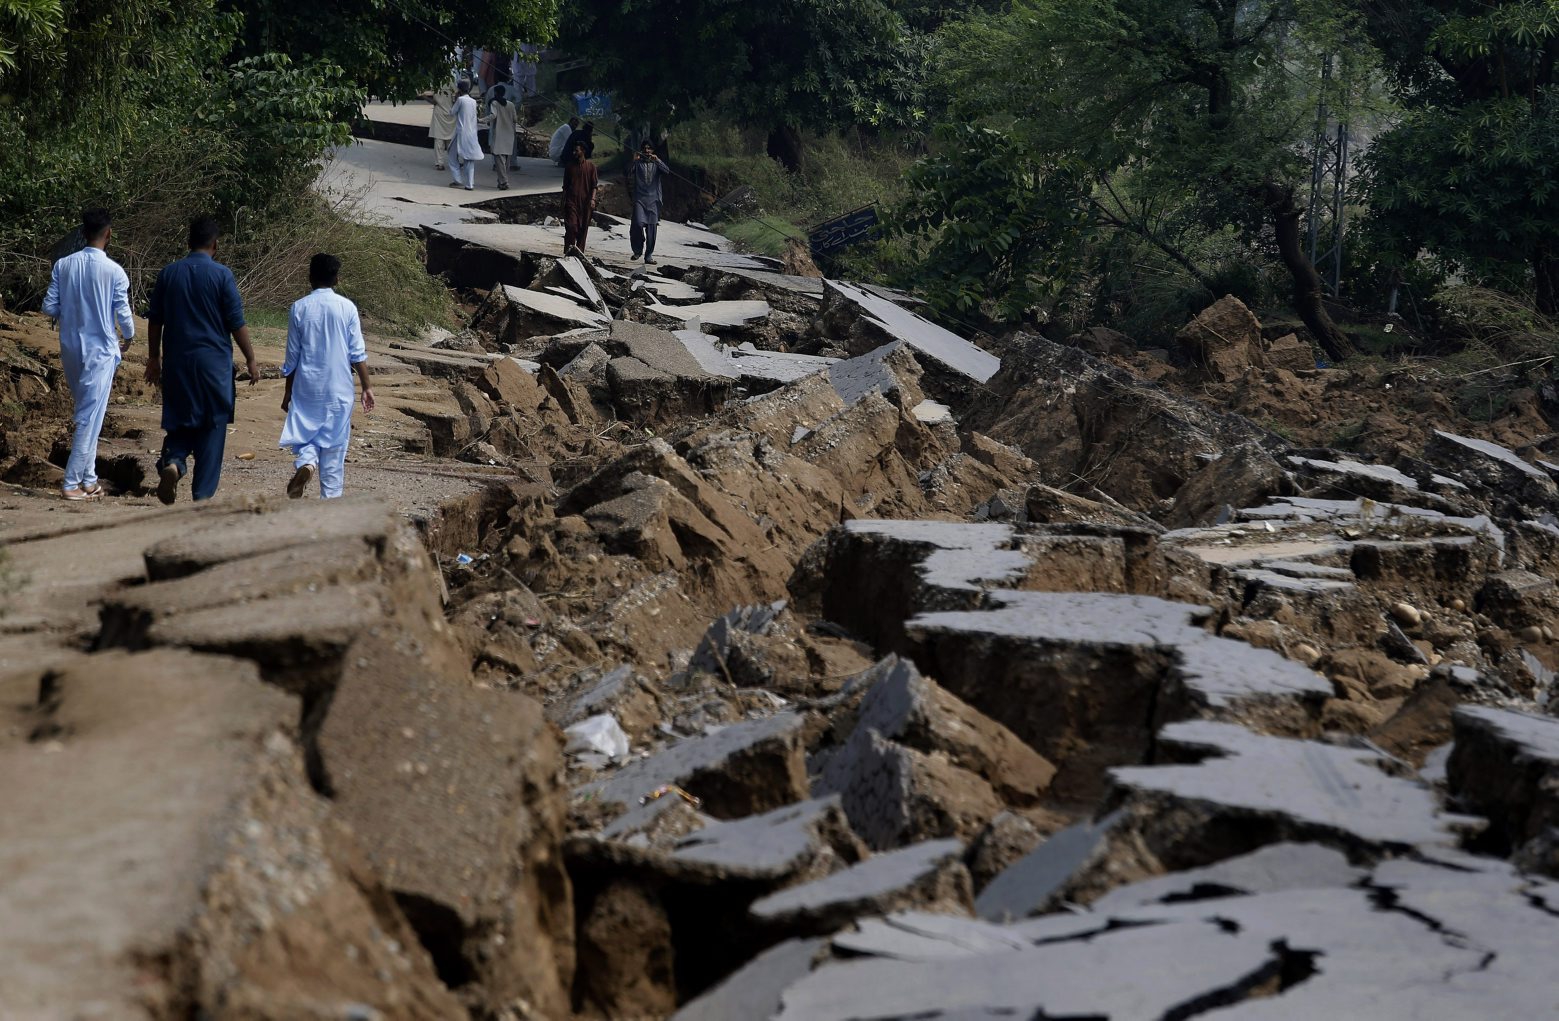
[144,216,259,504]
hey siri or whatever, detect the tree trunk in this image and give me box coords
[1262,181,1355,362]
[766,125,803,172]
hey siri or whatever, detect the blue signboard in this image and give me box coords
[573,91,612,118]
[809,205,880,259]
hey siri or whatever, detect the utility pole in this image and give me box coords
[1306,54,1349,298]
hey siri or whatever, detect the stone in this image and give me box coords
[966,811,1047,891]
[474,355,547,415]
[1266,331,1314,372]
[1391,601,1424,627]
[1165,442,1291,529]
[749,838,972,934]
[1176,295,1264,382]
[670,796,867,880]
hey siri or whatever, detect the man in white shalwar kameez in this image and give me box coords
[447,80,483,191]
[41,207,134,501]
[279,254,374,500]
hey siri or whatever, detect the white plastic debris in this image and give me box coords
[564,713,630,760]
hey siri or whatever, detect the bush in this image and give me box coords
[225,184,453,330]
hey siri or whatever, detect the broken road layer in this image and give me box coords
[15,184,1559,1020]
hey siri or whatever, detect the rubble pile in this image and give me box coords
[14,229,1559,1019]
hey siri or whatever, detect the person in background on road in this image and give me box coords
[562,141,599,257]
[279,253,373,500]
[563,120,595,165]
[549,115,580,165]
[629,140,670,265]
[482,88,518,190]
[447,80,483,191]
[429,83,455,171]
[145,215,258,504]
[41,207,134,502]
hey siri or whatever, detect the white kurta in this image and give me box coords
[451,94,483,162]
[429,88,456,141]
[279,288,366,453]
[42,246,134,490]
[548,121,572,162]
[485,100,518,156]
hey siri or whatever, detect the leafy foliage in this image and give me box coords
[225,0,558,98]
[558,0,906,136]
[0,0,62,72]
[1359,1,1559,310]
[893,124,1090,320]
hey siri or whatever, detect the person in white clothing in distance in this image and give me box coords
[42,207,135,501]
[279,253,374,499]
[446,80,484,191]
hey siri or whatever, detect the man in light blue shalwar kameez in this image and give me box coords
[279,254,374,499]
[41,207,134,501]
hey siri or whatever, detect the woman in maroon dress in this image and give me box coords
[562,142,599,256]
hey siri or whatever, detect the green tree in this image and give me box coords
[225,0,558,98]
[557,0,905,169]
[1359,1,1559,311]
[0,0,62,72]
[903,0,1369,358]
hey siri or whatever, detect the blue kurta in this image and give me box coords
[148,252,245,431]
[279,287,366,452]
[452,94,484,162]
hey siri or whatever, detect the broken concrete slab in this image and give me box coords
[315,629,573,1018]
[1088,841,1365,913]
[821,280,999,384]
[0,649,462,1020]
[1112,720,1482,851]
[142,495,398,581]
[648,298,772,329]
[974,811,1126,921]
[749,838,972,934]
[772,909,1282,1021]
[583,712,811,820]
[671,938,826,1021]
[908,591,1332,798]
[1447,704,1559,852]
[671,796,866,880]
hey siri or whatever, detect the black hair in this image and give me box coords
[309,252,341,288]
[81,207,112,242]
[457,79,471,95]
[569,116,580,128]
[583,121,594,132]
[188,215,220,250]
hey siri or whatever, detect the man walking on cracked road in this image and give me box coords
[629,140,670,264]
[562,140,599,257]
[145,215,258,504]
[482,87,519,190]
[429,83,455,171]
[279,253,373,500]
[42,207,135,502]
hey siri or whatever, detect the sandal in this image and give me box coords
[62,486,102,502]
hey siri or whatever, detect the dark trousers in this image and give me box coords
[630,220,658,259]
[564,214,591,254]
[159,425,227,501]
